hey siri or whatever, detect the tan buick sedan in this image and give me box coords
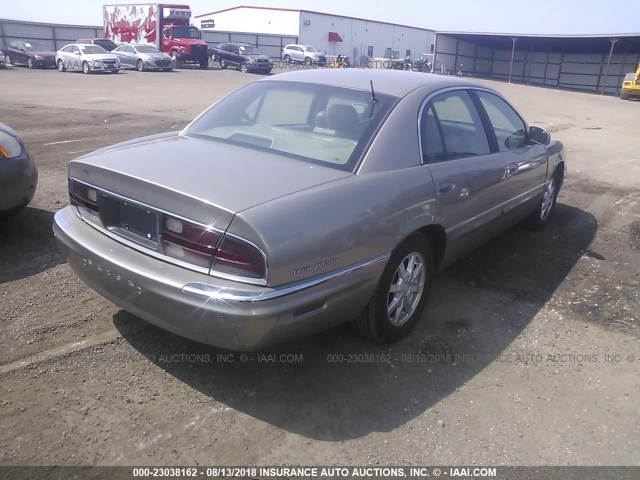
[53,69,565,350]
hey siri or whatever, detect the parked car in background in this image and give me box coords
[213,43,272,74]
[113,44,174,71]
[53,69,565,351]
[76,38,119,52]
[0,122,38,217]
[56,44,121,74]
[282,44,326,66]
[2,40,56,69]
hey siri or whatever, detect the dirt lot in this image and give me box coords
[0,66,638,467]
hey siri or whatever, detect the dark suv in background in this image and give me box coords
[212,43,272,74]
[76,38,118,52]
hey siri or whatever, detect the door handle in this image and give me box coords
[506,163,518,177]
[438,181,454,195]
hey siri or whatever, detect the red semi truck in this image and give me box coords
[103,3,209,68]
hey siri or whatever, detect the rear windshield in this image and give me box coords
[184,81,397,171]
[23,41,51,51]
[80,45,107,54]
[94,39,116,50]
[136,45,160,53]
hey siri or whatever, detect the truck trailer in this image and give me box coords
[103,3,209,68]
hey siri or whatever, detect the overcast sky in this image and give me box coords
[2,0,638,34]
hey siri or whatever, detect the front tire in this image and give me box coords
[354,234,434,342]
[27,57,34,69]
[526,170,561,230]
[82,61,90,74]
[240,62,248,73]
[170,51,179,68]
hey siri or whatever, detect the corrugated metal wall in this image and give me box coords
[0,18,102,51]
[435,34,640,95]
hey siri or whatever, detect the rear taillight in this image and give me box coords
[212,235,266,279]
[162,215,222,269]
[162,214,266,279]
[69,179,98,212]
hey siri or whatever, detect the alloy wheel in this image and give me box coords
[387,252,426,326]
[540,177,556,220]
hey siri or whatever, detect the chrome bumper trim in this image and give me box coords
[182,253,390,303]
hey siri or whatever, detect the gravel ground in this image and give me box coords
[0,66,638,467]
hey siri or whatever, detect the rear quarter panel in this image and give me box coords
[230,167,437,287]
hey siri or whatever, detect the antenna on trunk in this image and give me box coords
[370,80,378,103]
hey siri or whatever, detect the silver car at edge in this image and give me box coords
[52,69,565,351]
[112,44,175,72]
[56,44,121,74]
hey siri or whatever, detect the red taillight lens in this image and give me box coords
[212,235,266,279]
[162,216,222,269]
[69,180,98,212]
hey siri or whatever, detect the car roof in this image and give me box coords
[262,69,486,98]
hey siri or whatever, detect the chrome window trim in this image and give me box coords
[182,253,390,303]
[69,178,269,286]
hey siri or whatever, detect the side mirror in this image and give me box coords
[529,126,550,146]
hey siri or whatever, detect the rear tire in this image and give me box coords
[283,54,291,63]
[57,59,66,72]
[82,61,90,74]
[136,59,145,72]
[220,59,228,69]
[620,91,630,100]
[304,57,312,67]
[353,234,434,342]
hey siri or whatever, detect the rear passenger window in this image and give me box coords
[475,91,528,151]
[429,91,490,161]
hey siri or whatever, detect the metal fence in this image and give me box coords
[0,18,102,52]
[0,19,297,61]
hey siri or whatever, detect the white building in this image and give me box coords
[195,6,436,65]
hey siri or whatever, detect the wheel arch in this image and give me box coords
[416,224,447,269]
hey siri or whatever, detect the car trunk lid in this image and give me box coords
[69,134,352,231]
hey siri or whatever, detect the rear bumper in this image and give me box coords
[622,87,640,97]
[53,206,384,351]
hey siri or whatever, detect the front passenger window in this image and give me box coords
[476,91,528,151]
